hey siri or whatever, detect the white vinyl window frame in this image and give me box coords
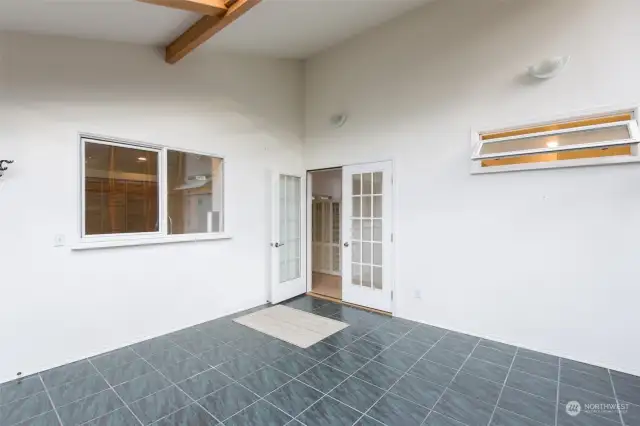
[470,108,640,174]
[74,134,229,250]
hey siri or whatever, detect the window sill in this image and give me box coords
[70,233,232,251]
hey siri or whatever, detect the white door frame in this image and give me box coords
[306,161,396,315]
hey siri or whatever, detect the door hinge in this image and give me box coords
[391,233,394,243]
[391,291,394,301]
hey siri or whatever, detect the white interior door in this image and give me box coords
[342,162,393,312]
[270,173,306,304]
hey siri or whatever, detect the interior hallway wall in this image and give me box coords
[304,0,640,375]
[0,32,304,383]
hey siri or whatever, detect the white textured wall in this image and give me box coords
[304,0,640,375]
[0,32,304,383]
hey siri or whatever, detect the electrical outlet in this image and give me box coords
[54,234,65,247]
[414,289,422,299]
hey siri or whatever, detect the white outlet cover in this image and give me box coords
[54,234,65,247]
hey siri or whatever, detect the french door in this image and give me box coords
[270,173,307,304]
[342,162,393,312]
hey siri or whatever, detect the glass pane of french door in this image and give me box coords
[351,171,384,289]
[279,175,301,283]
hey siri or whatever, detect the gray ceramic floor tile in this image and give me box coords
[300,343,339,362]
[176,369,233,400]
[560,367,614,397]
[229,335,274,354]
[354,361,403,390]
[373,348,421,373]
[239,367,292,397]
[299,364,348,393]
[90,348,139,373]
[0,392,52,426]
[130,338,176,359]
[12,410,61,426]
[471,346,514,368]
[297,397,361,426]
[313,303,344,318]
[224,400,291,426]
[84,407,140,426]
[423,412,467,426]
[41,361,97,388]
[449,372,503,406]
[354,415,385,426]
[173,334,223,356]
[199,346,242,368]
[321,330,360,349]
[405,325,447,343]
[505,370,558,401]
[322,351,369,375]
[282,296,328,312]
[265,380,323,417]
[368,393,430,426]
[621,402,640,426]
[611,370,640,388]
[434,336,477,356]
[409,359,457,387]
[198,383,259,421]
[611,376,640,406]
[518,349,559,366]
[128,386,191,425]
[271,353,317,377]
[0,376,45,406]
[560,359,609,380]
[329,377,385,413]
[389,374,445,409]
[48,374,109,407]
[390,338,433,357]
[57,389,124,426]
[155,403,219,425]
[246,341,293,364]
[478,340,517,356]
[157,356,210,383]
[362,330,402,347]
[101,359,155,386]
[433,390,494,426]
[511,356,558,382]
[462,358,509,383]
[424,347,468,370]
[490,408,549,426]
[216,354,265,380]
[497,386,556,425]
[113,371,171,403]
[146,346,192,369]
[344,340,386,360]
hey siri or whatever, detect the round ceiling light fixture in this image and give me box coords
[528,56,570,79]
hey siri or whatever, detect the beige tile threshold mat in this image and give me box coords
[233,305,349,348]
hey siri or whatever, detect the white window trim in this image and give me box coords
[470,107,640,174]
[76,134,228,249]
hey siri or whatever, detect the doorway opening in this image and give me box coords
[310,168,343,300]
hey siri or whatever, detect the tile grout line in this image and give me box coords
[608,368,627,426]
[287,315,413,424]
[128,346,225,425]
[417,338,481,426]
[486,347,519,426]
[86,358,145,426]
[353,330,452,426]
[36,374,64,426]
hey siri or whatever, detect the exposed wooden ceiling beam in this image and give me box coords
[165,0,262,64]
[138,0,228,16]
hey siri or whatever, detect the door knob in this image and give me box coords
[344,242,350,247]
[274,242,285,248]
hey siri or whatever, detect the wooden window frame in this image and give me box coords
[470,108,640,174]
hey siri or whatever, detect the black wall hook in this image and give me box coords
[0,160,14,178]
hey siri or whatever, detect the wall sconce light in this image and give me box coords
[527,56,570,79]
[0,160,14,178]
